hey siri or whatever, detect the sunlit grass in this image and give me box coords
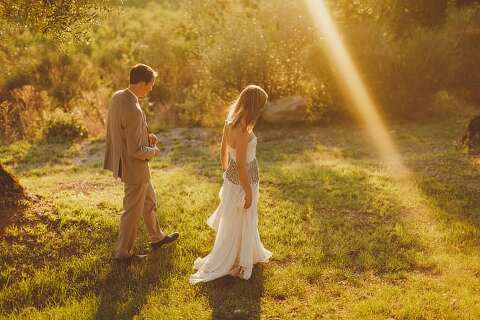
[301,7,479,317]
[1,118,480,319]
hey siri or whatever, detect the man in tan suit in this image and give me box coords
[104,63,179,260]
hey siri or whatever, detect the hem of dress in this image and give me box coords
[190,253,272,285]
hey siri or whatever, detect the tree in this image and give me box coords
[328,0,449,35]
[454,0,480,7]
[0,0,119,42]
[0,163,24,208]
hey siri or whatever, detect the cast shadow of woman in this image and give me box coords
[203,264,264,320]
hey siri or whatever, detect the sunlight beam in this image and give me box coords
[305,1,449,272]
[305,0,407,174]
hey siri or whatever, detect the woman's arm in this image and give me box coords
[235,130,253,209]
[220,122,229,171]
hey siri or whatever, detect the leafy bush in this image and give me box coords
[350,22,455,118]
[43,110,88,143]
[311,4,480,119]
[1,0,479,143]
[0,86,47,143]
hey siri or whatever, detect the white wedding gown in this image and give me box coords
[190,135,272,284]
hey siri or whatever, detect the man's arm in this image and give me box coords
[124,106,159,161]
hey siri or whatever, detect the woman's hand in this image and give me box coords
[244,189,252,209]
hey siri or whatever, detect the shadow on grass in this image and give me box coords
[412,154,480,247]
[201,265,264,320]
[161,125,382,182]
[160,125,436,277]
[13,138,76,173]
[390,119,480,247]
[264,163,434,277]
[95,247,174,320]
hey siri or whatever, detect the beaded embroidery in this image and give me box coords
[225,158,259,185]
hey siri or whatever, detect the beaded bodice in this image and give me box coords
[224,136,259,185]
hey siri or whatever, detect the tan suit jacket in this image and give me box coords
[103,89,159,184]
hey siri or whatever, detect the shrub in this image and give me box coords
[1,0,479,140]
[311,5,480,120]
[0,86,46,143]
[43,109,88,143]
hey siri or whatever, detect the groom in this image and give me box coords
[104,63,179,261]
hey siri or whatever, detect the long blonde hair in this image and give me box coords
[226,85,268,131]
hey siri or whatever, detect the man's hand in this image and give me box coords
[148,133,159,147]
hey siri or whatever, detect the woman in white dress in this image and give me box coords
[190,85,272,284]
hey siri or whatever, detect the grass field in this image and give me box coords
[1,117,480,319]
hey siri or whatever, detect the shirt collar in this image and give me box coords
[126,88,139,103]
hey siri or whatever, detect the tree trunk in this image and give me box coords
[0,163,24,209]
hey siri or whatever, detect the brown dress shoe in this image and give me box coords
[151,232,179,250]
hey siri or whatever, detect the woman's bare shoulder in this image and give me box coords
[226,125,247,148]
[231,125,249,138]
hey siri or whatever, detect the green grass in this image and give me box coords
[1,118,480,319]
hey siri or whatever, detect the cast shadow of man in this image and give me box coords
[13,136,77,174]
[95,247,173,320]
[203,265,264,320]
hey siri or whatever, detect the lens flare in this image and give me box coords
[304,1,448,266]
[305,0,407,175]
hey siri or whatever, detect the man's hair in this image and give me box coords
[129,63,157,84]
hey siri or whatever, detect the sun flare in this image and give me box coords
[305,0,407,175]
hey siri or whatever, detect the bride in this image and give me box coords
[190,85,272,284]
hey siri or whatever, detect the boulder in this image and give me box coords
[260,96,308,124]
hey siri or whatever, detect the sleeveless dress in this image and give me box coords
[190,135,272,284]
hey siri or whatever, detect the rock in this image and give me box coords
[260,96,308,124]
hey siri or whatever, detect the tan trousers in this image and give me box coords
[115,180,165,258]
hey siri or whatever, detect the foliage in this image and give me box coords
[0,0,118,43]
[311,3,480,119]
[43,109,88,143]
[0,86,47,143]
[0,0,480,141]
